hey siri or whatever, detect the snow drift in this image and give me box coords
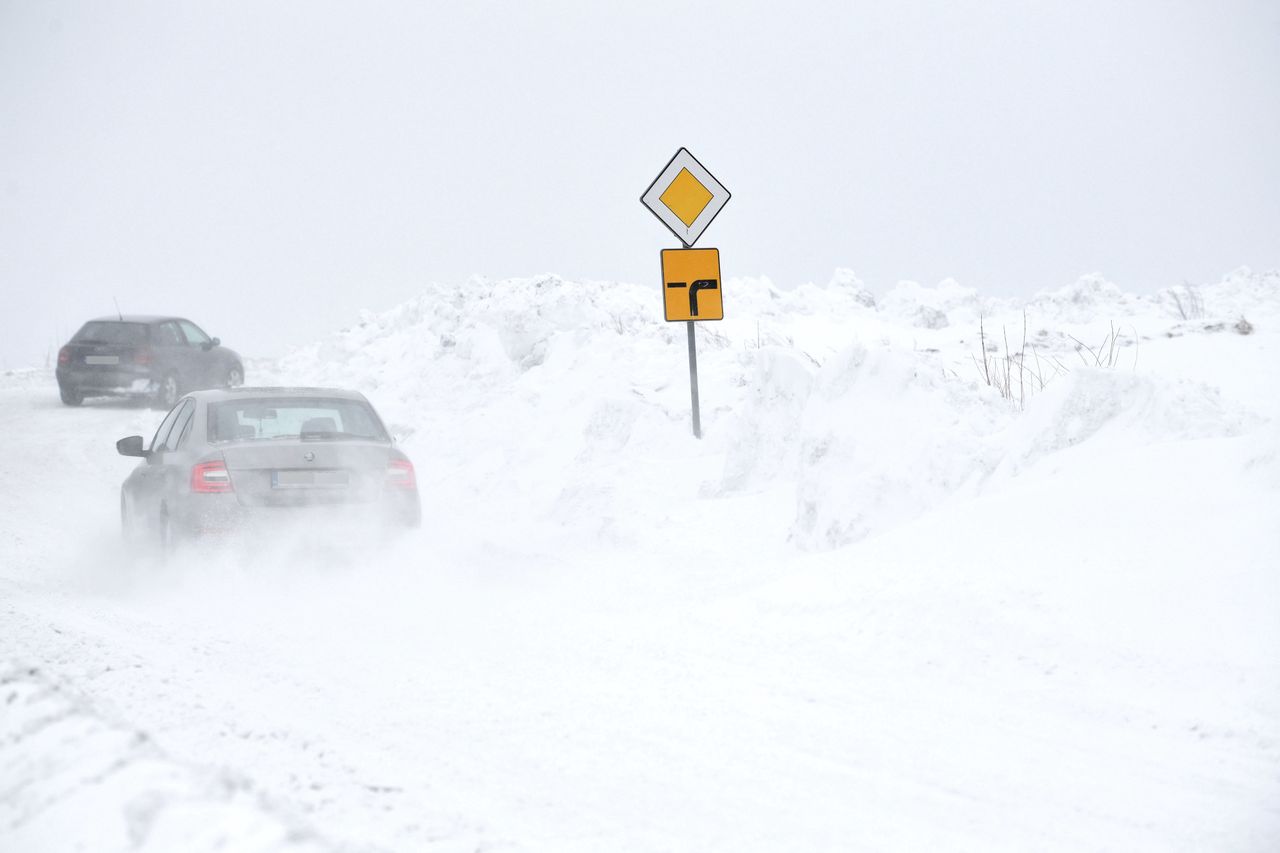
[255,268,1280,556]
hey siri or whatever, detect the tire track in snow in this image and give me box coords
[0,659,334,853]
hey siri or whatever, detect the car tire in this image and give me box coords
[153,372,181,410]
[59,385,83,407]
[225,364,244,388]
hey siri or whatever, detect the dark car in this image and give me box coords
[117,387,420,549]
[56,315,243,408]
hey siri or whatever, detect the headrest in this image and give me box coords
[300,416,338,435]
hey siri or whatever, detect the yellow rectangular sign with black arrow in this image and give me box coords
[661,248,723,322]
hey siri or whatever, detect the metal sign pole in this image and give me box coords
[686,318,701,439]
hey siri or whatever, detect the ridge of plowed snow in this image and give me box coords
[0,662,329,853]
[265,268,1277,551]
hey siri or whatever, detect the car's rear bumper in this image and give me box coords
[57,366,158,396]
[170,492,421,537]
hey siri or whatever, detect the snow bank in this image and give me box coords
[879,277,983,329]
[1031,273,1137,323]
[786,360,1256,550]
[998,368,1261,475]
[1030,267,1280,328]
[0,663,327,853]
[1157,267,1280,324]
[719,347,815,493]
[0,366,52,391]
[269,275,741,548]
[276,274,667,398]
[264,268,1278,555]
[789,345,1005,549]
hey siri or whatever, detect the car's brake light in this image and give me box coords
[191,460,233,493]
[386,459,416,490]
[57,346,71,365]
[134,349,153,365]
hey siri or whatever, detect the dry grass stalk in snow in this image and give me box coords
[1168,284,1205,321]
[972,311,1066,410]
[1069,321,1138,370]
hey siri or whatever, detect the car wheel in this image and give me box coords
[225,364,244,388]
[59,385,83,407]
[153,373,181,409]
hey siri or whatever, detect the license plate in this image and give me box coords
[85,355,119,365]
[271,469,349,489]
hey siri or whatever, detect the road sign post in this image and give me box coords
[686,319,701,438]
[640,148,731,439]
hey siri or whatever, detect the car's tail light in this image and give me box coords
[386,459,416,490]
[191,460,233,493]
[134,348,153,365]
[57,346,71,365]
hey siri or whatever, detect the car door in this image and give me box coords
[151,321,195,389]
[132,399,193,519]
[176,319,216,387]
[156,399,198,507]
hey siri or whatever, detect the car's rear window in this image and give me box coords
[72,321,149,346]
[208,398,389,443]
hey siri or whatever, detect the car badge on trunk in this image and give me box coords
[303,451,316,462]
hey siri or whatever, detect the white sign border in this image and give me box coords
[640,148,731,247]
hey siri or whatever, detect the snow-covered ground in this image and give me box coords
[2,269,1278,851]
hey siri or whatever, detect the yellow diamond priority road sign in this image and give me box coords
[641,148,731,247]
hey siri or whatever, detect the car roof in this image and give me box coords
[85,315,186,324]
[186,387,371,403]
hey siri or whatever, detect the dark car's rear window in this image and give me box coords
[208,398,389,443]
[72,321,149,346]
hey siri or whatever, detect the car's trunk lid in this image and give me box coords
[219,440,391,506]
[65,340,142,370]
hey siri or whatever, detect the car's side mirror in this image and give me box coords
[116,435,149,458]
[201,337,219,351]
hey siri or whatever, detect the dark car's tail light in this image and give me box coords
[191,460,233,493]
[386,459,416,490]
[134,348,153,365]
[57,346,71,365]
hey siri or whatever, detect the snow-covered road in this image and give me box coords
[4,272,1279,851]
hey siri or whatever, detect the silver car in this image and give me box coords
[117,387,420,548]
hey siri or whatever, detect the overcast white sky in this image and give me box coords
[2,0,1277,368]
